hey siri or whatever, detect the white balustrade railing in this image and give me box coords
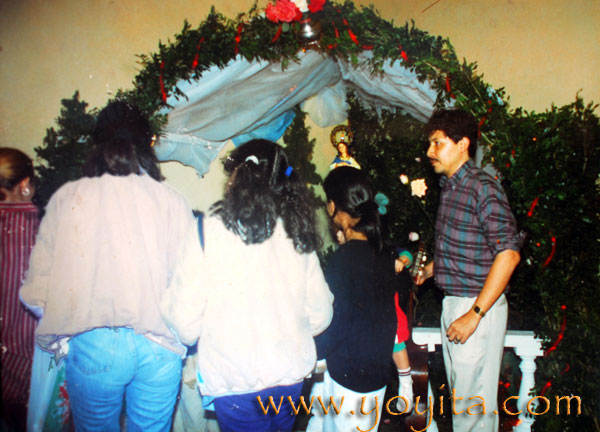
[412,327,544,432]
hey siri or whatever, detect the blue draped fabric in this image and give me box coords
[155,50,439,176]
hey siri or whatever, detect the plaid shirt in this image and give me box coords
[434,160,522,297]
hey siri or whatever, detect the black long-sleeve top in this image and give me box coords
[315,240,411,393]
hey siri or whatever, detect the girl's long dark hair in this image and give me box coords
[84,101,162,181]
[323,166,383,252]
[211,139,321,253]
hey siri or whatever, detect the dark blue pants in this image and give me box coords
[213,382,303,432]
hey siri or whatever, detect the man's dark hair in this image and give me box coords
[425,109,479,158]
[84,101,162,180]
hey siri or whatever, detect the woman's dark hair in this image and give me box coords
[211,139,321,253]
[0,147,34,201]
[425,108,478,158]
[84,101,162,180]
[323,166,383,252]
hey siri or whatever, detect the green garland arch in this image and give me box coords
[118,0,506,147]
[36,1,599,429]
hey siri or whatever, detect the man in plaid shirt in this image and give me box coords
[417,109,522,432]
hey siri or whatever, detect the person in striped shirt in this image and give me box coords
[416,109,522,432]
[0,147,39,431]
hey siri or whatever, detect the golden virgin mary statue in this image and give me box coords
[329,125,361,170]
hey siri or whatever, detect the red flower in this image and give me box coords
[266,3,279,22]
[308,0,326,13]
[266,0,302,23]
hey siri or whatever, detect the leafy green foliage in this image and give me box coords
[34,92,96,211]
[283,106,322,186]
[491,98,600,430]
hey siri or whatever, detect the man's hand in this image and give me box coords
[446,310,481,344]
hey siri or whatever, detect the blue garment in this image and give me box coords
[213,382,303,432]
[65,327,182,432]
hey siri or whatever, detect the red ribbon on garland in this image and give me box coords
[191,37,206,70]
[543,236,557,267]
[540,304,568,397]
[341,19,357,45]
[477,100,493,137]
[527,197,539,217]
[234,23,244,55]
[544,304,566,356]
[398,45,408,62]
[328,21,339,49]
[347,28,359,45]
[271,24,282,43]
[341,17,359,45]
[159,61,167,103]
[541,363,570,397]
[445,76,456,99]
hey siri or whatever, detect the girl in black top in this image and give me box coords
[309,167,411,431]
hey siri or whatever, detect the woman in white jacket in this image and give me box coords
[161,139,333,432]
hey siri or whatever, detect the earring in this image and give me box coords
[22,187,31,197]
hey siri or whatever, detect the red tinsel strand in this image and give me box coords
[397,45,408,61]
[362,44,374,50]
[445,76,456,99]
[328,21,340,49]
[487,99,493,113]
[234,23,243,55]
[544,304,566,357]
[540,363,570,397]
[272,24,282,43]
[347,28,359,45]
[339,16,359,45]
[159,61,167,103]
[191,37,206,69]
[477,116,487,138]
[542,236,557,267]
[540,380,552,397]
[527,197,539,217]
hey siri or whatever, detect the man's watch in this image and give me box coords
[473,305,486,317]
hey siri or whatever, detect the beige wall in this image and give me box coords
[1,0,598,210]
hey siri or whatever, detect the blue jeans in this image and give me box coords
[213,382,303,432]
[66,327,182,432]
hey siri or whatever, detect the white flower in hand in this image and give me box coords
[410,178,428,198]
